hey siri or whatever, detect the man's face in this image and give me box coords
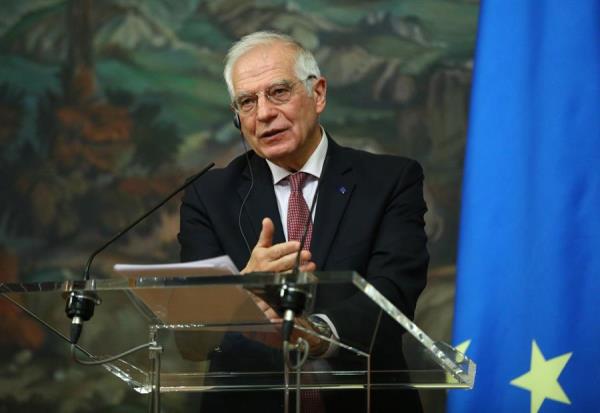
[231,43,326,171]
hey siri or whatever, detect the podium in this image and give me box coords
[1,271,475,412]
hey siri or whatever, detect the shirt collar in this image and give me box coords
[266,127,329,184]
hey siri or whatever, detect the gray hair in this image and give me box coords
[223,31,321,99]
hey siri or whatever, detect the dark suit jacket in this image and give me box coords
[178,137,429,412]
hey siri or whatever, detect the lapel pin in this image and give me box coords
[338,186,347,195]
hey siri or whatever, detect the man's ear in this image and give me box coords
[313,77,327,114]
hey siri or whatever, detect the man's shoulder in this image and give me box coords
[333,141,422,176]
[188,151,254,193]
[340,144,416,163]
[211,151,251,177]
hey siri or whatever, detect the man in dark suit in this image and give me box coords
[178,31,428,412]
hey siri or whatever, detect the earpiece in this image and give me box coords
[233,113,241,130]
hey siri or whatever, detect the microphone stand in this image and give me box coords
[65,162,215,345]
[64,162,214,413]
[280,160,330,413]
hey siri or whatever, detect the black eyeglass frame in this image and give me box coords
[231,75,318,114]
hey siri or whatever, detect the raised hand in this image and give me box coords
[241,218,316,274]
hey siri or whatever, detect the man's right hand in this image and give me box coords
[241,218,316,274]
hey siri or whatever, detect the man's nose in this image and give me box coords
[255,93,278,121]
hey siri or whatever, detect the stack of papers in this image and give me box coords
[113,255,239,277]
[112,255,269,327]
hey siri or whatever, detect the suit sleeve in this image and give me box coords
[176,181,231,361]
[178,180,225,262]
[323,160,429,355]
[366,159,429,319]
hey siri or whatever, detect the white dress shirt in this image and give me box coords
[266,130,328,240]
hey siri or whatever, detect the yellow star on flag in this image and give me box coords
[455,339,471,355]
[446,339,472,383]
[510,340,572,413]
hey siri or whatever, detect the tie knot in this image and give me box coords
[288,172,310,192]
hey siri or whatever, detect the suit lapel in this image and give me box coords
[236,153,286,247]
[311,140,355,269]
[235,140,354,265]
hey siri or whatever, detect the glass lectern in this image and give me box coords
[1,271,475,412]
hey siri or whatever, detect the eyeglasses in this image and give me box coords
[232,76,316,114]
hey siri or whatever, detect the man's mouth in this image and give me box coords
[260,128,287,139]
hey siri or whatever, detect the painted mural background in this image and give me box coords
[0,0,478,411]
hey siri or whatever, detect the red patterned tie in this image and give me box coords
[287,172,313,249]
[286,172,325,412]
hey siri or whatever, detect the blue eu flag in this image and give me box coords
[448,1,600,412]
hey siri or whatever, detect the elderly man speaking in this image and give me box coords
[179,31,429,413]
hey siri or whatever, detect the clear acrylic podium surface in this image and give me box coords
[0,271,475,395]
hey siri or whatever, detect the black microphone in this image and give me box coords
[66,162,215,344]
[281,154,329,342]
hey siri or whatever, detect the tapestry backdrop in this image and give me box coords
[0,1,478,411]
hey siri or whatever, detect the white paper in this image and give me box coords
[112,255,269,327]
[113,255,240,277]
